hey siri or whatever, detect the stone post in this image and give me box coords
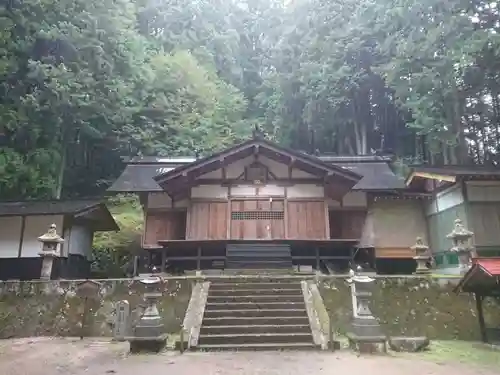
[446,219,476,274]
[37,224,64,281]
[412,237,432,275]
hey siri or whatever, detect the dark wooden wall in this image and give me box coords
[287,200,328,239]
[187,202,227,240]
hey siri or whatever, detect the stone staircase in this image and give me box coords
[197,277,316,351]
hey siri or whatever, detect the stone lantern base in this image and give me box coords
[346,316,387,353]
[126,290,167,353]
[413,256,431,274]
[126,317,168,353]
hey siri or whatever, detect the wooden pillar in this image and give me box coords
[147,251,152,272]
[132,256,138,277]
[475,293,488,343]
[315,247,320,270]
[160,249,166,273]
[197,246,202,270]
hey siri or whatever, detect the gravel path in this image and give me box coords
[0,338,496,375]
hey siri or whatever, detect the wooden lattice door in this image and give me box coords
[230,200,285,239]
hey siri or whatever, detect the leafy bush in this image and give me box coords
[91,194,143,278]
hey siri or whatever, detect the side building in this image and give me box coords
[109,137,434,274]
[0,199,118,280]
[407,165,500,274]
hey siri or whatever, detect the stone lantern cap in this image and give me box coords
[411,237,429,251]
[38,224,64,244]
[446,219,473,242]
[139,275,164,297]
[347,268,374,284]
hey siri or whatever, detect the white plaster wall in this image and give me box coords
[21,215,64,258]
[191,185,228,199]
[258,185,285,196]
[231,185,257,196]
[466,181,500,202]
[326,199,341,208]
[225,156,253,179]
[287,184,324,198]
[147,193,189,208]
[65,225,94,259]
[223,155,291,179]
[342,192,367,207]
[260,156,288,178]
[292,169,315,178]
[148,192,172,209]
[200,169,222,178]
[0,217,23,258]
[426,184,464,215]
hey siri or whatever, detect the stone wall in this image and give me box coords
[319,277,500,340]
[0,279,191,339]
[0,276,498,341]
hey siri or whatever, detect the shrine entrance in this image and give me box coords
[229,199,285,240]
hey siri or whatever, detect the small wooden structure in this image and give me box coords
[0,199,118,280]
[454,258,500,343]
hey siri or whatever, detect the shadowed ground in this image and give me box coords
[0,337,498,375]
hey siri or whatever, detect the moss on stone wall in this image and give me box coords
[319,277,500,340]
[0,279,191,339]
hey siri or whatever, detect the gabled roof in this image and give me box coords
[0,199,119,231]
[454,258,500,296]
[153,138,362,195]
[108,140,405,193]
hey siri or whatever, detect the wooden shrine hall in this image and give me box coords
[109,136,432,274]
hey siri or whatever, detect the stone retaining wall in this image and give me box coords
[319,277,500,340]
[0,276,498,341]
[0,279,191,339]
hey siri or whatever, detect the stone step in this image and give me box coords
[209,282,302,290]
[226,262,292,269]
[205,301,305,311]
[220,269,297,276]
[227,251,292,260]
[198,332,313,346]
[195,342,317,351]
[200,324,311,335]
[208,288,302,297]
[206,295,304,303]
[203,309,308,318]
[202,316,310,326]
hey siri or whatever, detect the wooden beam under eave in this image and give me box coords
[406,171,456,185]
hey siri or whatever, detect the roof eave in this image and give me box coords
[154,139,363,186]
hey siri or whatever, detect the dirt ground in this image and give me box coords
[0,337,497,375]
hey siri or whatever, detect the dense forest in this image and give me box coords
[1,0,500,200]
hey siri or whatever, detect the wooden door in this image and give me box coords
[143,211,187,246]
[287,200,328,239]
[187,201,228,240]
[230,200,285,239]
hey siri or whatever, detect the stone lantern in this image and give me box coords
[346,267,386,352]
[127,275,167,353]
[38,224,64,280]
[412,237,432,274]
[446,219,476,274]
